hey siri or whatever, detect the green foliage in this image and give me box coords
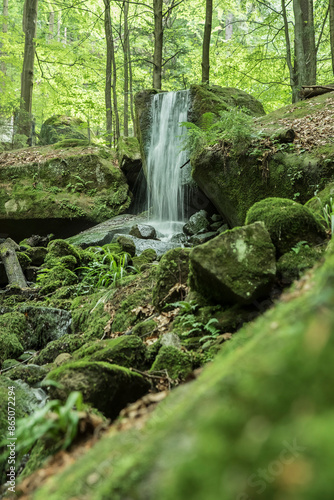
[182,109,258,157]
[291,240,310,254]
[171,301,220,344]
[75,247,134,294]
[0,391,83,459]
[322,197,334,235]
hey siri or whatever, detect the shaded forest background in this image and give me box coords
[1,0,334,146]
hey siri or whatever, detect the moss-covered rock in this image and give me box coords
[132,248,157,271]
[115,235,136,257]
[134,89,159,174]
[0,312,26,364]
[189,84,266,125]
[38,265,78,294]
[305,182,334,226]
[117,136,142,191]
[152,248,190,310]
[277,244,325,283]
[150,345,193,380]
[72,335,147,369]
[5,363,51,385]
[44,360,150,419]
[71,292,111,341]
[46,239,81,261]
[0,147,131,224]
[189,222,276,305]
[25,246,48,266]
[246,197,327,255]
[33,334,86,365]
[39,115,89,145]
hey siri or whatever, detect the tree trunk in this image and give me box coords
[202,0,212,84]
[153,0,163,89]
[281,0,299,102]
[123,0,129,137]
[330,0,334,75]
[225,12,233,41]
[48,10,54,41]
[0,239,27,289]
[128,34,135,136]
[1,0,8,75]
[104,0,113,147]
[19,0,38,138]
[111,23,120,141]
[293,0,316,98]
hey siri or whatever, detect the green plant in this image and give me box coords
[291,240,310,254]
[323,197,334,235]
[75,248,134,294]
[181,108,259,157]
[0,391,83,458]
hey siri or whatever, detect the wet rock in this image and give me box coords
[33,334,85,365]
[115,235,136,257]
[117,136,142,190]
[113,233,176,257]
[189,222,276,305]
[129,224,157,240]
[170,233,188,245]
[183,210,210,236]
[189,231,218,245]
[6,363,51,385]
[45,361,150,419]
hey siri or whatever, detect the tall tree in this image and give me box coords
[104,0,113,146]
[153,0,163,89]
[19,0,38,137]
[1,0,8,76]
[123,0,129,136]
[293,0,316,89]
[202,0,212,83]
[330,0,334,75]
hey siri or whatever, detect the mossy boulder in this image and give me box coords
[5,364,51,385]
[191,93,334,227]
[33,334,86,365]
[189,84,265,125]
[132,248,157,271]
[277,244,325,283]
[39,115,89,145]
[189,222,276,305]
[150,345,193,380]
[0,146,131,224]
[183,210,210,236]
[44,361,150,419]
[25,246,48,266]
[117,136,142,191]
[152,248,190,310]
[0,312,27,364]
[72,335,147,369]
[71,292,111,341]
[46,239,81,262]
[115,235,136,257]
[246,197,327,255]
[134,89,159,174]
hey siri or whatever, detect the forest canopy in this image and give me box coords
[0,0,333,145]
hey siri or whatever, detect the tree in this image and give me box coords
[19,0,38,138]
[104,0,119,145]
[153,0,163,89]
[1,0,8,75]
[293,0,316,88]
[330,0,334,75]
[123,0,129,136]
[202,0,212,83]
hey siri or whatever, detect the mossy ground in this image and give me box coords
[22,240,334,500]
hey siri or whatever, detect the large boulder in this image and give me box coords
[183,210,210,236]
[0,146,131,235]
[189,221,276,304]
[39,115,89,145]
[45,360,150,419]
[192,92,334,226]
[246,197,327,255]
[117,136,142,191]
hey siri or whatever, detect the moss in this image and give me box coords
[46,239,81,261]
[45,360,150,419]
[53,139,90,149]
[39,115,89,145]
[38,265,78,294]
[25,246,48,266]
[71,292,111,340]
[150,345,193,380]
[2,359,20,370]
[17,251,32,269]
[72,335,147,369]
[33,334,86,365]
[132,248,157,271]
[245,197,327,255]
[6,364,51,385]
[277,245,325,282]
[111,290,148,333]
[132,319,157,338]
[115,235,136,257]
[18,440,59,481]
[152,248,190,310]
[0,312,27,364]
[305,182,334,225]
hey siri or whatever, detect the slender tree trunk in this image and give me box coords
[0,239,27,288]
[104,0,113,147]
[293,0,316,98]
[225,12,233,41]
[153,0,163,89]
[281,0,299,102]
[112,25,120,141]
[330,0,334,75]
[123,0,129,136]
[48,10,54,41]
[202,0,212,84]
[57,14,60,42]
[1,0,8,75]
[19,0,38,138]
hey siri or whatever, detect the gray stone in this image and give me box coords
[183,210,210,236]
[189,222,276,305]
[129,224,157,240]
[189,231,218,245]
[160,333,182,350]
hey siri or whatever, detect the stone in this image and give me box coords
[188,231,218,245]
[160,332,182,350]
[6,363,50,385]
[129,224,157,240]
[245,197,327,255]
[189,222,276,305]
[115,235,136,257]
[33,334,86,365]
[117,136,142,191]
[152,247,190,310]
[54,353,72,366]
[72,335,147,370]
[45,361,150,419]
[150,345,192,380]
[39,115,89,145]
[183,210,210,236]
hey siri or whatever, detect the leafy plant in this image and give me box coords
[181,108,258,157]
[0,392,84,458]
[75,248,134,294]
[323,197,334,235]
[291,240,310,254]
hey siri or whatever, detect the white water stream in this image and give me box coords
[146,90,190,239]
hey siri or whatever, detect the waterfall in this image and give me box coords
[146,90,190,238]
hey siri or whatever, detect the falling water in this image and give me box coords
[146,90,190,239]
